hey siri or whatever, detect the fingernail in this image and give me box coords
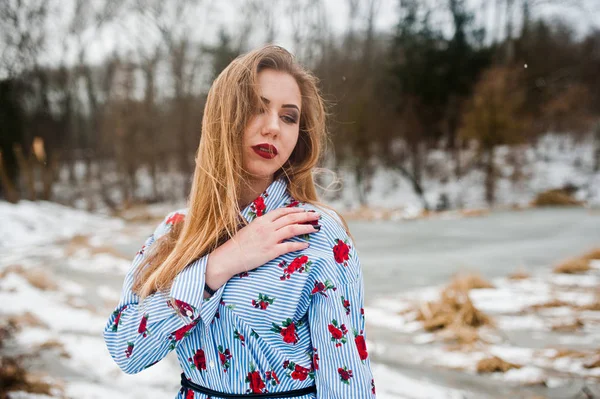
[313,225,321,231]
[308,210,316,213]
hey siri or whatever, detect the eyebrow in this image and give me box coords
[261,96,300,112]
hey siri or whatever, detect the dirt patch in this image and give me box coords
[553,258,591,274]
[476,356,521,373]
[531,188,583,207]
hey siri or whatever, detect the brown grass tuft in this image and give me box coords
[551,318,584,332]
[529,299,569,310]
[580,248,600,262]
[37,339,70,359]
[22,268,57,291]
[476,356,521,373]
[508,269,530,280]
[448,274,495,291]
[417,281,492,334]
[531,189,582,207]
[583,355,600,369]
[6,312,47,330]
[553,258,590,274]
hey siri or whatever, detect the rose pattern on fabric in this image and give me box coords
[218,345,232,372]
[188,348,206,371]
[125,341,134,358]
[338,366,353,385]
[354,333,368,361]
[341,296,351,315]
[328,319,348,347]
[332,238,351,266]
[311,279,336,297]
[167,319,199,350]
[271,318,300,345]
[248,190,268,220]
[245,363,266,394]
[166,212,185,225]
[312,347,320,370]
[167,299,196,319]
[252,293,275,310]
[234,329,245,346]
[282,359,315,381]
[138,314,149,337]
[278,255,312,280]
[111,306,127,332]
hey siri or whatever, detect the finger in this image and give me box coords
[274,224,319,242]
[274,241,310,257]
[261,206,306,222]
[272,211,320,231]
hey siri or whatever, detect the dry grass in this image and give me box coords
[447,274,495,291]
[476,356,521,373]
[531,189,583,207]
[583,355,600,369]
[459,208,490,218]
[553,258,591,274]
[64,233,128,259]
[508,269,530,280]
[580,248,600,262]
[6,312,47,330]
[416,276,493,338]
[0,265,57,291]
[551,318,584,332]
[529,299,570,310]
[37,339,70,359]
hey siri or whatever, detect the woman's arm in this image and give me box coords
[103,212,229,374]
[307,229,376,398]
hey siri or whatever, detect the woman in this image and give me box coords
[104,45,376,399]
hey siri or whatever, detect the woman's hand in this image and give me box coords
[205,207,320,290]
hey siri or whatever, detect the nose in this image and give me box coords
[261,110,280,137]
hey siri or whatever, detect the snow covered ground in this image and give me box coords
[1,200,476,399]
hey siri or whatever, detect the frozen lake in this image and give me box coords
[352,207,600,301]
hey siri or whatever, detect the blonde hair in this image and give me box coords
[133,45,349,299]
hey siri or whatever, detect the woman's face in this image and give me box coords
[242,69,301,181]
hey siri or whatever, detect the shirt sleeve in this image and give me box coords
[103,211,225,374]
[307,236,376,398]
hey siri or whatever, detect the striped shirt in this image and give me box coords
[103,176,376,398]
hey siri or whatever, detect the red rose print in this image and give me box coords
[125,341,134,358]
[138,314,149,337]
[234,329,245,346]
[218,345,232,372]
[341,296,351,315]
[111,306,127,332]
[312,347,320,370]
[285,199,300,207]
[328,319,348,347]
[246,371,266,393]
[174,299,195,318]
[371,379,376,394]
[166,212,185,225]
[271,319,300,345]
[265,370,280,386]
[279,256,312,280]
[328,324,343,340]
[167,319,199,349]
[282,359,315,381]
[355,334,368,361]
[186,388,194,399]
[311,280,336,297]
[281,323,298,344]
[338,366,353,384]
[188,348,206,371]
[252,293,275,310]
[333,239,351,265]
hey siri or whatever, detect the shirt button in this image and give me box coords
[209,360,215,368]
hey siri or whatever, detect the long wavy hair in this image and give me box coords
[132,45,349,299]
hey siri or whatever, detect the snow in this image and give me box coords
[1,200,477,399]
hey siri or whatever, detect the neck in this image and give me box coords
[238,175,274,209]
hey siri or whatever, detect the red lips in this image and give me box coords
[252,143,278,159]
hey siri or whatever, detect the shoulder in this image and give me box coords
[152,208,188,240]
[294,203,360,287]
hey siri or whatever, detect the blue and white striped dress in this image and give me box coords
[104,176,376,398]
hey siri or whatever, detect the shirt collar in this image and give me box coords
[239,176,292,223]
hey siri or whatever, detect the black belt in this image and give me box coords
[180,373,316,398]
